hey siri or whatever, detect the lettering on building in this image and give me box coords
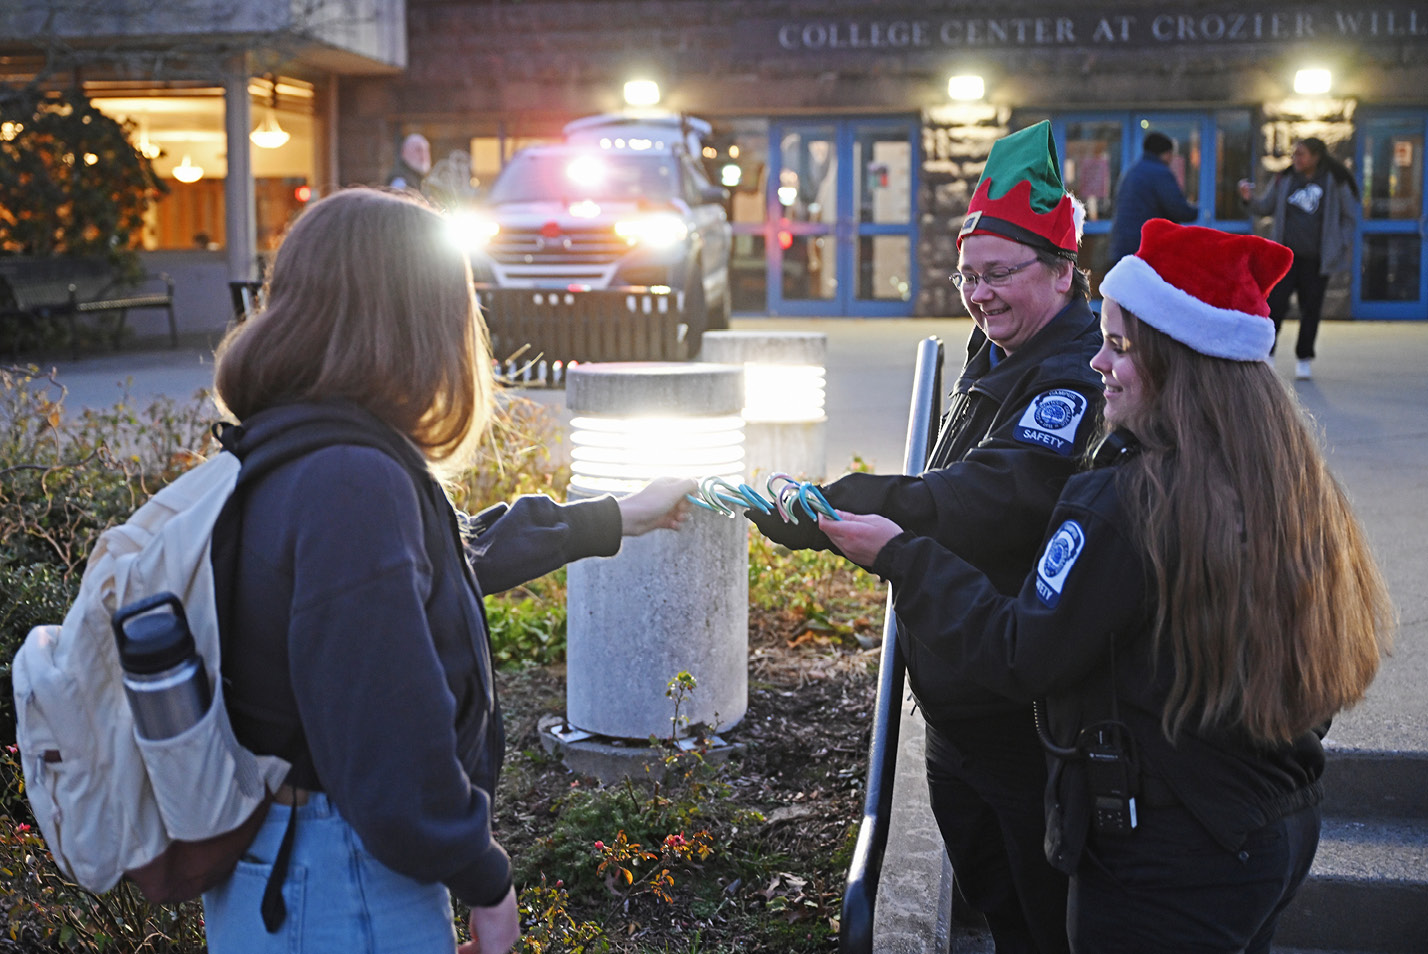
[755,4,1427,54]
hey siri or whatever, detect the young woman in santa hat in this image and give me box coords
[820,219,1394,952]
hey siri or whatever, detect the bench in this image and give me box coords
[0,255,177,359]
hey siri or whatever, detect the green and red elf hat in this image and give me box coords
[957,120,1084,258]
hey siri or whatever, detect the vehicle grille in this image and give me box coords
[489,226,627,266]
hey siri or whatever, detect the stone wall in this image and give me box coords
[915,105,1011,317]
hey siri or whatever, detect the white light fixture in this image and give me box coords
[742,364,826,424]
[699,331,828,482]
[948,74,985,101]
[1294,68,1332,95]
[250,112,290,149]
[569,413,744,494]
[172,155,204,183]
[250,74,291,149]
[562,362,748,746]
[623,79,661,107]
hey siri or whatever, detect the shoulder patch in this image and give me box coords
[1036,519,1086,608]
[1014,388,1088,456]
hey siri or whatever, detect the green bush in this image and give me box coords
[487,571,569,670]
[0,368,215,753]
[0,86,166,273]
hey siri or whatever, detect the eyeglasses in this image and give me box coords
[951,257,1040,291]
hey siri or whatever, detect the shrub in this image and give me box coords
[0,86,166,275]
[0,367,215,753]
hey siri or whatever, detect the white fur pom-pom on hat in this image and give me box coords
[1099,219,1293,362]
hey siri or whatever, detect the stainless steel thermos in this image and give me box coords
[113,592,212,740]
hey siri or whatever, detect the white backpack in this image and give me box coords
[12,450,290,900]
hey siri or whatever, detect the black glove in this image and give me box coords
[745,497,836,552]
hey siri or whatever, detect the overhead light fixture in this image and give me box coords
[250,74,291,149]
[1294,68,1332,95]
[172,155,204,183]
[624,79,661,107]
[948,74,985,101]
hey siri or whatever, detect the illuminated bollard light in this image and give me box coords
[700,331,827,483]
[564,362,749,740]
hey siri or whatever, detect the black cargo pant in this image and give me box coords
[925,714,1071,954]
[1069,800,1320,953]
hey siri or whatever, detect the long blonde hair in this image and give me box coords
[1116,311,1393,745]
[214,187,493,469]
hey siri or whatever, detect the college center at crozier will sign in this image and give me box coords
[739,3,1427,54]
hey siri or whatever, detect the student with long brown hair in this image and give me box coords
[203,187,694,954]
[822,219,1394,952]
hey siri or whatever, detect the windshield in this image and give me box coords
[489,152,680,203]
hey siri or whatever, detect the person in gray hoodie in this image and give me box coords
[1239,138,1360,379]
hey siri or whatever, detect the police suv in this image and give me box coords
[457,112,732,356]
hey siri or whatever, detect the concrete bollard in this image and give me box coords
[700,330,827,484]
[563,362,749,740]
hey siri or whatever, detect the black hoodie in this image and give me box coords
[218,401,620,907]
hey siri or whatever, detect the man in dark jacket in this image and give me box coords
[387,133,432,191]
[1108,131,1198,263]
[752,122,1103,954]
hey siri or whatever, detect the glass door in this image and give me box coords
[1050,111,1252,301]
[767,118,917,316]
[1355,113,1428,319]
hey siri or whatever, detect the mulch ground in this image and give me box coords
[492,603,883,951]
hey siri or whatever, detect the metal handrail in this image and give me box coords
[839,336,945,954]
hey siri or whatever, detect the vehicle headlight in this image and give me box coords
[615,213,689,249]
[446,212,500,251]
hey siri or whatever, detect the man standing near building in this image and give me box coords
[751,122,1103,954]
[1109,131,1198,263]
[387,133,432,192]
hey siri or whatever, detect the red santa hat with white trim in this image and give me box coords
[1100,219,1293,362]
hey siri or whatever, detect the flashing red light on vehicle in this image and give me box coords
[294,185,311,202]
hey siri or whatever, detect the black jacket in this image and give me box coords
[825,298,1104,723]
[219,401,621,907]
[873,442,1324,874]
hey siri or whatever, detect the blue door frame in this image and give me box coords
[1354,111,1428,320]
[766,117,919,317]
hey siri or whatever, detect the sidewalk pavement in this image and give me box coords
[26,315,1428,949]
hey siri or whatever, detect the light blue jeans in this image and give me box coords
[203,793,458,954]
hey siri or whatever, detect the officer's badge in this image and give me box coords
[1036,519,1085,608]
[1014,389,1087,455]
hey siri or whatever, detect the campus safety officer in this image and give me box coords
[752,121,1103,954]
[821,219,1392,953]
